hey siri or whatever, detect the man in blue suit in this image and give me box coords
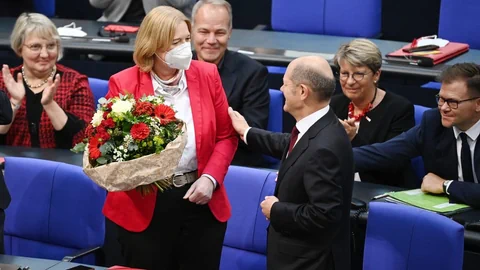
[354,63,480,208]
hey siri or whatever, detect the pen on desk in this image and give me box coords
[372,193,390,200]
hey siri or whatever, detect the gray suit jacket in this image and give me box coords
[90,0,195,22]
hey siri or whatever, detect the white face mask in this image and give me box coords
[156,42,192,70]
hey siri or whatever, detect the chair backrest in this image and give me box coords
[3,157,106,264]
[88,78,109,105]
[264,90,284,167]
[33,0,55,17]
[364,202,464,270]
[411,105,430,182]
[271,0,381,37]
[221,166,276,270]
[439,0,480,49]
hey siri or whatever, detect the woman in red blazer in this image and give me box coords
[102,6,238,270]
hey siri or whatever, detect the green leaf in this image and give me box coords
[71,142,86,153]
[128,143,139,152]
[99,141,114,155]
[96,156,108,165]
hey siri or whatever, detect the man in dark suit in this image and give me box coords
[354,63,480,208]
[0,91,13,254]
[191,0,270,167]
[229,56,354,270]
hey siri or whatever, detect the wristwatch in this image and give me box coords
[443,180,452,195]
[11,100,20,110]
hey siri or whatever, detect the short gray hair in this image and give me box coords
[10,13,63,60]
[192,0,233,29]
[291,64,336,101]
[333,38,381,73]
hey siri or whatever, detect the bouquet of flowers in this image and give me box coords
[72,94,187,195]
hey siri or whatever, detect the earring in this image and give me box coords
[374,80,377,84]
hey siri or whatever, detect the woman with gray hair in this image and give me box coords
[0,13,94,149]
[331,38,416,187]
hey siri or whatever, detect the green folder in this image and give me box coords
[384,189,470,214]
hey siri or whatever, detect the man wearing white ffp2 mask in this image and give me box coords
[156,42,193,70]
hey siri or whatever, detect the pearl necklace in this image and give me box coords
[21,66,56,89]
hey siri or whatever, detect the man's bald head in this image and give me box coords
[288,56,336,101]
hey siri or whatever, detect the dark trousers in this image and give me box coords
[0,210,4,254]
[116,184,227,270]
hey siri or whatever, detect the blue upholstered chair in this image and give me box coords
[88,78,109,105]
[221,166,276,270]
[271,0,381,37]
[3,157,106,265]
[263,90,284,168]
[33,0,55,17]
[439,0,480,49]
[410,105,430,182]
[364,202,464,270]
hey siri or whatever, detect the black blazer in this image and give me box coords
[247,109,354,270]
[0,91,11,211]
[331,91,416,187]
[194,50,270,167]
[354,109,480,208]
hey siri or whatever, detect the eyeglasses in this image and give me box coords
[23,42,57,53]
[435,94,480,109]
[338,71,372,82]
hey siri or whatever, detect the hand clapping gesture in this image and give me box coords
[2,64,25,105]
[41,74,61,106]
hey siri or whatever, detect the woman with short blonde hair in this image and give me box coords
[103,6,237,269]
[0,13,94,149]
[330,38,416,187]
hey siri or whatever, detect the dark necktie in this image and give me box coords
[287,126,299,155]
[460,132,474,182]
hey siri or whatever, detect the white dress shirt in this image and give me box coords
[244,105,330,155]
[151,71,216,186]
[452,118,480,184]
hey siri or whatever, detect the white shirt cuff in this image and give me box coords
[445,180,453,195]
[202,174,217,188]
[243,127,252,145]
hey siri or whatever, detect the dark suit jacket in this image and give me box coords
[331,91,416,187]
[0,91,11,254]
[247,109,354,270]
[354,108,480,208]
[194,50,270,167]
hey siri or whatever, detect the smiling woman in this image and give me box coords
[330,38,416,188]
[0,13,95,149]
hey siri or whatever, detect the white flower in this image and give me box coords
[111,100,133,115]
[91,110,104,127]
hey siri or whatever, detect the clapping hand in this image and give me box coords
[2,64,25,105]
[228,107,250,141]
[339,118,357,141]
[41,74,61,106]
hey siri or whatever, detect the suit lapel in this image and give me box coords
[139,70,155,96]
[275,109,335,195]
[186,69,202,155]
[474,139,480,182]
[219,52,237,99]
[435,128,458,179]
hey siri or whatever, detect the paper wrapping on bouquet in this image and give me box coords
[82,124,187,192]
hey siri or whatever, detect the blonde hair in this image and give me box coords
[134,6,192,72]
[333,38,381,73]
[10,12,63,60]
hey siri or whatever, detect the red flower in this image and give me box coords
[85,124,95,138]
[97,129,111,142]
[89,146,102,160]
[154,104,176,125]
[134,101,155,116]
[102,118,115,129]
[130,123,150,140]
[105,102,113,111]
[89,135,102,148]
[103,111,110,119]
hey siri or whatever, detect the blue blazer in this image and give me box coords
[354,108,480,208]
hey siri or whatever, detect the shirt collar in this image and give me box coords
[296,105,330,135]
[453,118,480,141]
[192,50,227,71]
[151,70,187,97]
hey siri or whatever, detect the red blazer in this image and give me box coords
[102,61,238,232]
